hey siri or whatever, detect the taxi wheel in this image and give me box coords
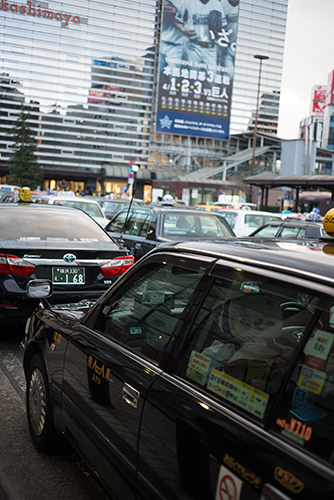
[26,353,59,452]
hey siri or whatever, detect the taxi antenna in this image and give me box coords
[119,165,138,248]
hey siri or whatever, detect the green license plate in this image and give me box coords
[52,267,85,284]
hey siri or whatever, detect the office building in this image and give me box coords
[230,0,288,135]
[0,0,289,197]
[0,0,158,195]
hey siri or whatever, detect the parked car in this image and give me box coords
[214,201,258,210]
[219,209,282,236]
[38,195,109,228]
[0,188,18,203]
[98,198,144,219]
[104,205,235,259]
[22,234,334,500]
[249,219,325,239]
[0,204,134,325]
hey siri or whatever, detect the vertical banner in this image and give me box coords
[156,0,240,141]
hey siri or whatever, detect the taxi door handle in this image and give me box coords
[122,382,140,409]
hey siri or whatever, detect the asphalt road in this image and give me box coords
[0,325,110,500]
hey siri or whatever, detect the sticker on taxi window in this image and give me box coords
[208,369,269,419]
[326,353,334,371]
[304,330,333,370]
[276,417,313,445]
[186,350,211,386]
[297,366,326,394]
[291,387,307,409]
[215,464,243,500]
[129,326,142,335]
[142,291,165,305]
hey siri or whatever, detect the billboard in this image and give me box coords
[156,0,240,141]
[310,100,326,116]
[326,70,334,106]
[311,85,327,101]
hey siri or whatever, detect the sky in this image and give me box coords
[277,0,334,139]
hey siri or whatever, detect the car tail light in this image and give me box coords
[0,255,10,274]
[0,254,36,277]
[100,256,135,277]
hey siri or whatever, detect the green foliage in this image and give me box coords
[8,109,43,189]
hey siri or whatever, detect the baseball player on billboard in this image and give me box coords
[174,0,227,74]
[217,0,239,82]
[160,0,185,71]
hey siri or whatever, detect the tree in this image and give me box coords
[7,108,43,189]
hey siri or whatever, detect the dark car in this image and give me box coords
[104,205,235,259]
[99,198,145,219]
[0,204,134,324]
[22,236,334,500]
[249,219,325,239]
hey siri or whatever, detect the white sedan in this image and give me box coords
[219,209,282,237]
[36,194,109,228]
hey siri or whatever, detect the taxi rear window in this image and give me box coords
[162,213,232,239]
[0,208,109,241]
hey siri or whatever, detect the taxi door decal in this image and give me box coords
[215,464,243,500]
[274,467,304,494]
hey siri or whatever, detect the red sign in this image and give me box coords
[0,0,81,26]
[88,85,120,103]
[312,85,327,101]
[305,354,325,370]
[129,160,135,166]
[310,100,326,116]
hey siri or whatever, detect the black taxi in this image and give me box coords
[21,218,334,500]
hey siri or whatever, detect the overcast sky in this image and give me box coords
[277,0,334,139]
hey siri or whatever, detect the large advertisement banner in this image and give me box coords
[156,0,239,141]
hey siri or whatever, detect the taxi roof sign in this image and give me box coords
[323,209,334,237]
[19,187,31,203]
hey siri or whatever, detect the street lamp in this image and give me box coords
[249,54,269,202]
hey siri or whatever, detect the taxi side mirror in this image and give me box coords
[26,279,53,299]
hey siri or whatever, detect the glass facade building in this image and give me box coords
[0,0,288,192]
[0,0,158,191]
[230,0,288,135]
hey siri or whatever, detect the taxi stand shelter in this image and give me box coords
[244,174,334,212]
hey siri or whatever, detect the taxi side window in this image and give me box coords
[174,271,322,422]
[107,210,130,232]
[95,263,204,364]
[272,301,334,463]
[280,226,300,238]
[125,211,151,237]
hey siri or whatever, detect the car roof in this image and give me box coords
[258,219,323,227]
[151,238,334,284]
[219,209,282,216]
[117,205,226,215]
[0,202,84,211]
[48,196,101,204]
